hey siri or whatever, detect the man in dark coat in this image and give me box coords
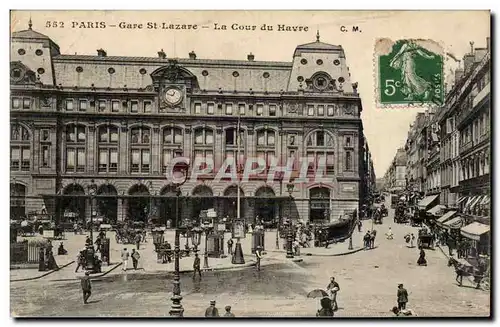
[417,248,427,266]
[397,284,409,310]
[81,271,92,304]
[255,246,263,271]
[193,252,202,280]
[326,276,340,311]
[205,300,219,317]
[316,297,334,317]
[363,232,371,250]
[227,238,234,256]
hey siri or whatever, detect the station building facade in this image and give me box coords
[10,23,371,226]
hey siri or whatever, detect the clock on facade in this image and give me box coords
[164,87,183,105]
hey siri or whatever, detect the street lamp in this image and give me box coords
[191,226,203,253]
[286,183,295,259]
[169,164,189,317]
[87,180,98,244]
[203,225,212,269]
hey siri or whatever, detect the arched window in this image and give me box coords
[98,125,119,173]
[193,127,214,171]
[256,129,276,172]
[130,127,151,173]
[65,124,86,172]
[162,127,184,173]
[10,124,31,171]
[305,130,335,174]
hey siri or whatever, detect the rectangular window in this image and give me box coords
[131,101,139,113]
[79,100,87,112]
[345,151,352,171]
[110,130,119,143]
[109,149,118,172]
[327,105,334,116]
[308,105,315,116]
[21,148,30,169]
[42,145,50,168]
[195,130,203,144]
[65,99,74,111]
[76,149,86,172]
[111,101,120,112]
[41,129,50,141]
[267,131,275,146]
[10,148,20,169]
[327,153,335,172]
[131,149,140,172]
[98,149,108,172]
[98,100,106,112]
[22,98,31,110]
[66,148,75,169]
[317,105,325,116]
[144,101,152,113]
[207,103,215,115]
[77,127,86,142]
[239,103,246,115]
[162,150,172,173]
[194,103,202,114]
[142,150,150,172]
[256,104,264,116]
[269,104,277,117]
[345,136,352,147]
[12,98,20,109]
[316,132,325,146]
[225,103,233,115]
[257,131,265,146]
[205,131,214,144]
[174,129,182,144]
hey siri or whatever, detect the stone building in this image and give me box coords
[384,147,407,193]
[10,23,371,226]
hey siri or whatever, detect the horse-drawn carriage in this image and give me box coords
[447,257,487,288]
[315,213,357,247]
[417,229,434,249]
[373,208,383,225]
[394,205,408,224]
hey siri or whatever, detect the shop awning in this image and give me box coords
[469,196,483,212]
[456,196,468,206]
[427,205,446,216]
[460,222,490,241]
[480,195,490,206]
[417,194,439,210]
[463,196,478,211]
[436,211,457,227]
[443,217,463,230]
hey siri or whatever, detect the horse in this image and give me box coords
[447,257,479,287]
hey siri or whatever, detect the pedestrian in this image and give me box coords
[131,249,140,270]
[121,248,129,271]
[94,235,102,253]
[81,271,92,304]
[223,305,235,317]
[391,306,416,317]
[316,297,334,317]
[255,245,262,271]
[205,300,220,317]
[227,238,234,256]
[193,252,202,280]
[397,284,408,310]
[326,276,340,311]
[386,227,394,240]
[142,229,147,243]
[357,220,362,232]
[363,231,371,250]
[73,222,79,235]
[417,248,427,266]
[134,232,142,250]
[293,239,300,256]
[58,242,68,255]
[410,234,415,248]
[165,241,172,263]
[370,230,377,249]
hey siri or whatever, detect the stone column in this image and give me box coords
[152,125,160,175]
[88,123,96,173]
[120,123,128,174]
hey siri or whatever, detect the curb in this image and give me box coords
[10,260,75,282]
[50,262,123,282]
[266,246,364,257]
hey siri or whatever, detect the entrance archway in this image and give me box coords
[192,185,214,220]
[309,187,331,222]
[62,183,86,223]
[97,184,118,224]
[255,186,277,226]
[222,185,245,219]
[160,184,181,227]
[10,183,26,220]
[128,184,150,222]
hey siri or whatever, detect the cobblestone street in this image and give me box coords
[10,208,490,317]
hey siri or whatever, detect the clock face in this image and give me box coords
[164,87,183,105]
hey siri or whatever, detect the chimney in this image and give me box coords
[454,68,464,85]
[189,51,197,60]
[97,49,107,57]
[474,48,487,63]
[247,53,255,61]
[158,49,166,59]
[463,54,474,73]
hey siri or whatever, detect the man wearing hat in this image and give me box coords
[255,245,263,271]
[397,283,409,310]
[205,300,220,317]
[81,271,92,304]
[223,305,235,317]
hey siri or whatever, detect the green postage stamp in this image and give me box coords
[375,39,444,107]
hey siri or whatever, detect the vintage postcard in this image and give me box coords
[9,10,491,318]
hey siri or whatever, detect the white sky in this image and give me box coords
[10,10,490,178]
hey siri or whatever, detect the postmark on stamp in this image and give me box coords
[375,39,444,107]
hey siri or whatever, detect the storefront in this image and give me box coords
[460,222,490,256]
[435,210,457,229]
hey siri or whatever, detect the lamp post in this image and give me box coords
[286,183,295,259]
[169,164,189,317]
[203,226,210,269]
[191,226,203,253]
[87,180,98,244]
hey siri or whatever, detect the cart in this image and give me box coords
[418,229,434,249]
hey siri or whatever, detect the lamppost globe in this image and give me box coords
[191,226,203,251]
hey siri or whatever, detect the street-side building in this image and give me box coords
[384,147,407,193]
[10,23,373,226]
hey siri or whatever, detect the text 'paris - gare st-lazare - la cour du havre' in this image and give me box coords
[57,21,310,32]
